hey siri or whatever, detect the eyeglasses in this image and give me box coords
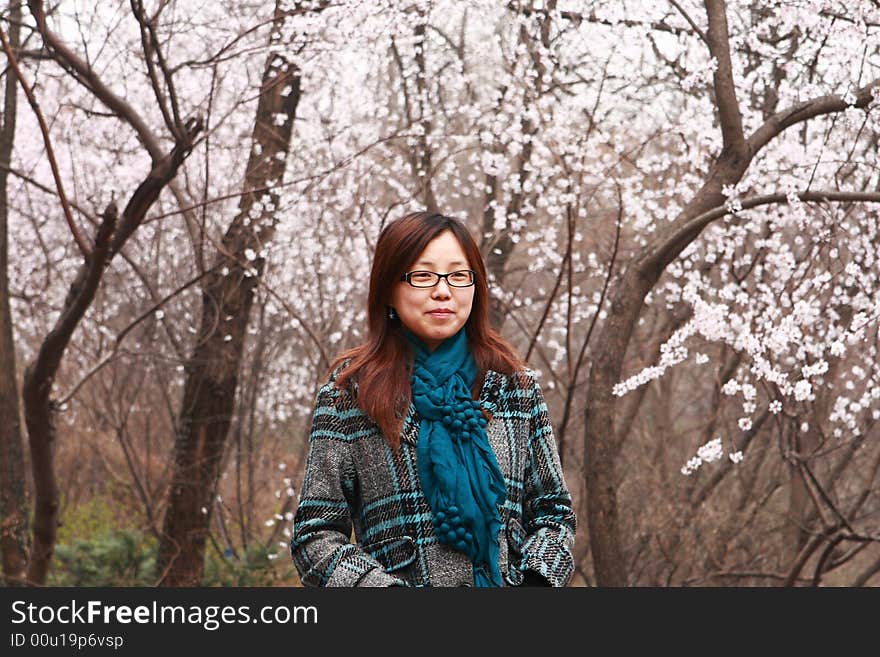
[400,269,476,288]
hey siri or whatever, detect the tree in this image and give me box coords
[0,0,29,586]
[3,0,878,587]
[3,0,202,584]
[157,0,304,586]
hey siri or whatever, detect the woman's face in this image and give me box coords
[391,229,475,351]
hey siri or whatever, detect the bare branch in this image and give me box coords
[141,4,182,135]
[171,18,277,71]
[109,116,203,257]
[668,0,708,45]
[748,78,880,154]
[27,0,164,161]
[0,22,90,258]
[646,190,880,273]
[130,0,179,138]
[507,1,698,38]
[56,263,221,407]
[0,162,96,223]
[819,10,880,28]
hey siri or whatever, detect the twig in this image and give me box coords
[0,23,90,258]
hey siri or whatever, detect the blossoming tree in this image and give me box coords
[2,0,879,586]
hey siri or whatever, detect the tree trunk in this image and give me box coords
[157,0,302,586]
[783,423,812,569]
[482,3,553,329]
[585,149,750,586]
[23,206,116,584]
[581,1,880,587]
[0,0,30,586]
[781,354,837,572]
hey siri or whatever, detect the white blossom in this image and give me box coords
[697,438,724,463]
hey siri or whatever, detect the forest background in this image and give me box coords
[1,0,879,587]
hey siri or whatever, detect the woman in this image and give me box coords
[290,211,576,587]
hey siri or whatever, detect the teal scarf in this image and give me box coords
[406,327,506,587]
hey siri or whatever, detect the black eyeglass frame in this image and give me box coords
[399,269,477,288]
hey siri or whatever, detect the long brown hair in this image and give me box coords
[329,211,525,448]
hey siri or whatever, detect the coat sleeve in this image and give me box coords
[519,370,577,587]
[290,381,405,587]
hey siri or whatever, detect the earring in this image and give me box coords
[388,307,397,319]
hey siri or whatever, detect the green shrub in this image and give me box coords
[49,529,157,586]
[49,496,156,586]
[55,495,121,545]
[48,496,301,586]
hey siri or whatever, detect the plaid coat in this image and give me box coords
[290,362,577,587]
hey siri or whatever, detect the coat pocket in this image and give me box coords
[362,535,417,573]
[503,517,527,586]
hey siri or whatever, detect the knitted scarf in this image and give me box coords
[406,327,506,587]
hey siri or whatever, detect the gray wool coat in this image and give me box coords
[290,363,577,587]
